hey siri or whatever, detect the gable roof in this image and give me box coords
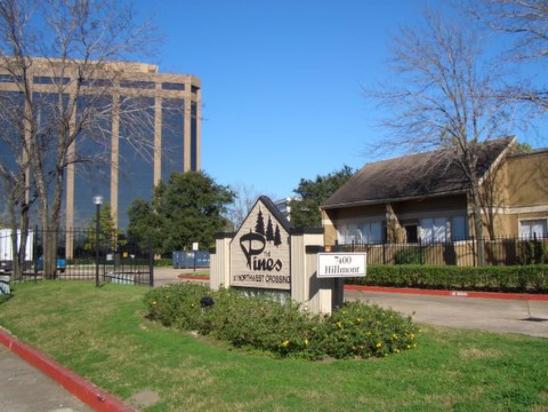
[322,138,513,210]
[257,195,293,233]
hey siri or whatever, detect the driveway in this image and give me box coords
[153,267,207,287]
[346,289,548,338]
[0,346,91,412]
[152,268,548,338]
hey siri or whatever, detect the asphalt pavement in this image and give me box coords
[346,289,548,338]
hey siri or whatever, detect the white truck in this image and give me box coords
[0,229,34,273]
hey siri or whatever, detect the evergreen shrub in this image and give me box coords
[144,283,418,359]
[346,264,547,292]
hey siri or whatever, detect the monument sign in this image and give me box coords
[230,197,291,290]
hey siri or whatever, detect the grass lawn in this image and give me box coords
[0,281,547,411]
[182,269,209,278]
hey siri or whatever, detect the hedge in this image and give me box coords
[346,264,547,293]
[145,283,418,360]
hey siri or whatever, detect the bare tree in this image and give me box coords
[226,184,281,229]
[369,10,524,264]
[0,0,158,278]
[465,0,547,109]
[226,184,260,229]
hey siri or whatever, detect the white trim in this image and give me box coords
[475,205,548,215]
[478,137,516,187]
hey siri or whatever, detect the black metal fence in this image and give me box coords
[333,236,548,266]
[0,228,153,286]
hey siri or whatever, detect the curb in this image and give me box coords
[344,284,548,301]
[0,328,134,412]
[178,274,210,281]
[178,275,548,301]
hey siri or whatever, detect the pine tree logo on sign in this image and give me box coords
[230,197,291,290]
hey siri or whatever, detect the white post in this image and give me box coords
[290,229,334,315]
[210,233,232,290]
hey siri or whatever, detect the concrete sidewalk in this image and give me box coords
[0,346,91,412]
[346,289,548,338]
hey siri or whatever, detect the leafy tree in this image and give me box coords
[290,166,355,229]
[84,204,124,252]
[127,199,163,254]
[127,172,234,254]
[266,216,274,242]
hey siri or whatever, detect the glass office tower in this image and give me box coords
[0,60,201,256]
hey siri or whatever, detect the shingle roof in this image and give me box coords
[322,138,513,209]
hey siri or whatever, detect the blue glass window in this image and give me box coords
[33,76,70,85]
[0,74,22,83]
[73,95,112,228]
[80,79,113,87]
[161,99,184,181]
[190,101,197,171]
[117,96,155,228]
[161,82,184,91]
[120,80,155,89]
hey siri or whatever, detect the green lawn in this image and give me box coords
[0,282,546,411]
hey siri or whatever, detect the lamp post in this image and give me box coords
[93,195,103,287]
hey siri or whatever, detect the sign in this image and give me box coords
[317,253,367,278]
[230,197,291,290]
[192,242,199,251]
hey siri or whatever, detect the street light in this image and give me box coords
[94,195,103,287]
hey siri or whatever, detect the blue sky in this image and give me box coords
[136,0,546,199]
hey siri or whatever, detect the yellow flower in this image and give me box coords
[152,301,157,305]
[395,349,400,353]
[376,342,382,349]
[281,340,289,348]
[304,338,309,346]
[336,321,343,329]
[392,334,398,340]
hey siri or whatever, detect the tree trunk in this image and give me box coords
[470,184,486,266]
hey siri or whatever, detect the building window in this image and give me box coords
[161,82,184,91]
[451,216,467,241]
[161,98,184,180]
[420,217,450,243]
[0,74,22,83]
[81,79,113,87]
[419,216,466,243]
[33,76,70,85]
[337,221,382,244]
[120,80,155,89]
[190,101,197,170]
[520,219,547,239]
[360,222,382,244]
[191,85,199,94]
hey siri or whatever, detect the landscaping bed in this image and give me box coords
[144,283,417,359]
[346,264,547,293]
[0,281,547,411]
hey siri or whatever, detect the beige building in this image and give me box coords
[0,59,201,240]
[321,138,548,265]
